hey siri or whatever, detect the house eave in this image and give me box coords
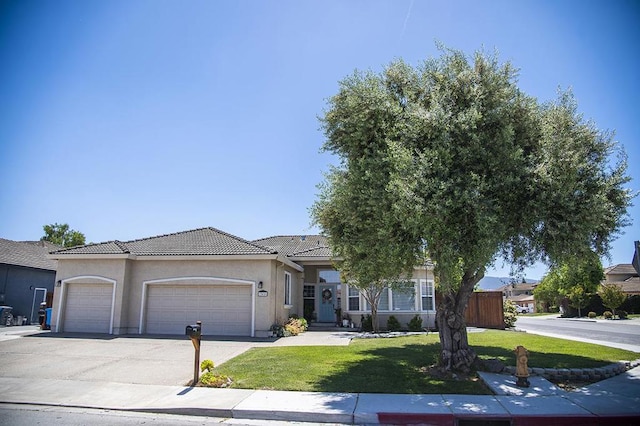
[277,255,304,272]
[48,254,134,260]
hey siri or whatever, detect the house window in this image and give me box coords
[349,280,435,313]
[303,285,315,320]
[421,280,435,311]
[392,285,416,310]
[348,285,360,311]
[284,271,292,306]
[319,270,340,283]
[303,285,315,298]
[364,287,390,311]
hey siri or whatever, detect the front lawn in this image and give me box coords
[213,330,638,394]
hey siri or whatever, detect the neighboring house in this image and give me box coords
[0,238,58,324]
[498,281,538,313]
[603,241,640,296]
[48,227,436,336]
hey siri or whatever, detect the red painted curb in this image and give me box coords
[377,413,640,426]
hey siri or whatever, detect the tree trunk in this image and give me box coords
[436,270,482,373]
[371,303,379,333]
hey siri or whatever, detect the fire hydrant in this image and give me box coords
[514,345,530,387]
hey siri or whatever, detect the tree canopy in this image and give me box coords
[41,223,86,247]
[599,283,627,317]
[313,46,633,372]
[533,253,604,315]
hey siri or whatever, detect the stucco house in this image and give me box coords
[1,238,58,324]
[603,241,640,296]
[49,227,436,337]
[498,281,538,313]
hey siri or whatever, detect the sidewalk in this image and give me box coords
[1,367,639,424]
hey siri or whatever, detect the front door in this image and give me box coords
[318,284,335,323]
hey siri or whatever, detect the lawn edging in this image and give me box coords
[504,358,640,381]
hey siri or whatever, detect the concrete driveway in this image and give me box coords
[0,326,353,386]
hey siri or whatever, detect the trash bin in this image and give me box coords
[0,306,13,326]
[45,308,52,329]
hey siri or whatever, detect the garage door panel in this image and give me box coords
[145,284,252,336]
[63,283,112,333]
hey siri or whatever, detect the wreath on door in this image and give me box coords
[322,289,332,303]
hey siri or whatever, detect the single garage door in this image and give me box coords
[63,283,113,333]
[145,285,252,336]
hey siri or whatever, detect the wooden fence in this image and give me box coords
[465,291,504,329]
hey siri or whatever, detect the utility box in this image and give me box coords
[185,324,201,338]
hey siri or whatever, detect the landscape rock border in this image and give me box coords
[504,359,640,381]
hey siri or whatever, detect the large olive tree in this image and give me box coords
[314,47,632,372]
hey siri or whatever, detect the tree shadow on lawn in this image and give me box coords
[314,343,484,394]
[313,342,614,394]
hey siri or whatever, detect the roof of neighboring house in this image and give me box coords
[497,282,538,292]
[606,277,640,294]
[508,294,535,303]
[604,264,639,276]
[50,228,277,256]
[0,238,59,271]
[252,235,331,258]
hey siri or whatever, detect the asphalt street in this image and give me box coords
[514,314,640,351]
[0,404,343,426]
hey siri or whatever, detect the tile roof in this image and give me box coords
[605,264,639,276]
[605,279,640,294]
[51,228,276,256]
[252,235,332,258]
[0,238,59,271]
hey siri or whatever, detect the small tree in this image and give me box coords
[41,223,86,247]
[504,299,518,328]
[567,286,591,317]
[599,283,626,318]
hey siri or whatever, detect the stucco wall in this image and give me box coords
[51,256,286,337]
[51,258,128,333]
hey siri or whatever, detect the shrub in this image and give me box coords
[603,311,613,319]
[361,314,373,332]
[270,324,291,337]
[588,311,597,319]
[504,299,518,328]
[387,315,401,331]
[618,310,628,319]
[298,317,308,330]
[199,359,232,388]
[284,317,306,336]
[407,314,423,332]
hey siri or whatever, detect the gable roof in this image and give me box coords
[51,227,276,257]
[252,235,331,258]
[0,238,59,271]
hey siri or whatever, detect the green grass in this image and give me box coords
[213,330,638,394]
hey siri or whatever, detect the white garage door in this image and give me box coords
[145,285,252,336]
[63,283,113,333]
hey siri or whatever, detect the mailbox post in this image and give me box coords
[186,321,202,386]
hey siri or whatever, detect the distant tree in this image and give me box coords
[41,223,86,247]
[314,46,632,373]
[567,286,590,318]
[599,283,626,318]
[534,254,604,316]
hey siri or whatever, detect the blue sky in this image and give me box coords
[1,0,638,280]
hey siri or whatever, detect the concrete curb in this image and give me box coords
[2,373,639,424]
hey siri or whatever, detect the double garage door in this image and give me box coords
[145,284,252,336]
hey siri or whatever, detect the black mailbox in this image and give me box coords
[185,324,201,338]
